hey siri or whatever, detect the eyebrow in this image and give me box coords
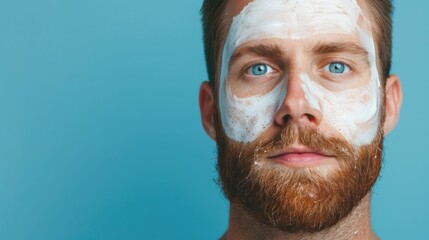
[310,41,369,58]
[229,44,284,66]
[228,41,370,67]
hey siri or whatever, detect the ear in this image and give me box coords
[199,81,216,140]
[383,74,403,135]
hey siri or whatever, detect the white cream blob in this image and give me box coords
[219,0,381,146]
[221,80,287,142]
[300,72,379,146]
[225,0,360,49]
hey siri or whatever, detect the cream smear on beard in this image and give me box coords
[219,0,381,146]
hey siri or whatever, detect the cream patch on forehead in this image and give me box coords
[219,0,381,145]
[226,0,361,50]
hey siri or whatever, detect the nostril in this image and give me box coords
[305,113,316,123]
[283,115,291,124]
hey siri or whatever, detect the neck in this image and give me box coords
[221,193,378,240]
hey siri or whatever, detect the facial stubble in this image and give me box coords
[215,112,384,233]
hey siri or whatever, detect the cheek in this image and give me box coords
[301,73,380,147]
[220,81,286,143]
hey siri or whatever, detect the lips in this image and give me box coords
[267,146,335,168]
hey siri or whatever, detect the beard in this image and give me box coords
[215,120,384,233]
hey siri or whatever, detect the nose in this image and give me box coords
[274,73,322,127]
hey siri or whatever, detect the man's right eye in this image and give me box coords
[246,63,273,76]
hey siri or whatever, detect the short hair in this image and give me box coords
[200,0,393,88]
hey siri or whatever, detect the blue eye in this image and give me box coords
[325,62,350,74]
[248,64,273,76]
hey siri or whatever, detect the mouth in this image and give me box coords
[267,145,336,168]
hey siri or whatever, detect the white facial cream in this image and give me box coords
[219,0,381,146]
[221,79,287,142]
[300,72,379,146]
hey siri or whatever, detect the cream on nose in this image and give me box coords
[274,73,322,127]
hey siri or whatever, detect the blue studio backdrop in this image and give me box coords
[0,0,427,239]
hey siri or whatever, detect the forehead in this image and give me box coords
[224,0,372,46]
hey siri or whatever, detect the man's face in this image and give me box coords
[214,0,385,232]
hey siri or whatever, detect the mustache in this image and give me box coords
[238,125,357,162]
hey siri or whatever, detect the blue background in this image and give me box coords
[0,0,427,239]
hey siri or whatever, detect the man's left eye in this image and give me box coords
[247,63,273,76]
[324,62,350,74]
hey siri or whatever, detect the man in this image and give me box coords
[198,0,402,239]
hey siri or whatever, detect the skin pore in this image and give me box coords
[198,0,403,239]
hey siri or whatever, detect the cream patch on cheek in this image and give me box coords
[220,81,287,143]
[300,73,379,147]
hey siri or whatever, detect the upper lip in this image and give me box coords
[267,145,335,159]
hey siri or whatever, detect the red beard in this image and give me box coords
[216,123,383,232]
